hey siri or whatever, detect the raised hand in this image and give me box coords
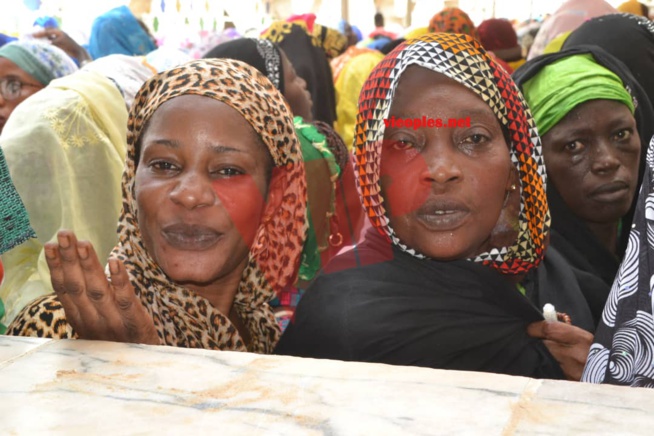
[31,29,92,65]
[45,230,160,345]
[527,320,594,381]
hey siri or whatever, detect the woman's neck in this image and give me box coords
[586,221,619,256]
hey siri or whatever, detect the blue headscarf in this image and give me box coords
[0,34,17,48]
[88,6,156,59]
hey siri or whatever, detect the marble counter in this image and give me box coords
[0,336,652,435]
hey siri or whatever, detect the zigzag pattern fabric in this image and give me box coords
[353,32,550,276]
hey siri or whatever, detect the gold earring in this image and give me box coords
[509,184,517,192]
[329,232,343,247]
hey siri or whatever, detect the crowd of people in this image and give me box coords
[1,0,654,389]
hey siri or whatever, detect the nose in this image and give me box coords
[590,138,621,175]
[169,171,216,210]
[298,76,307,90]
[420,144,463,185]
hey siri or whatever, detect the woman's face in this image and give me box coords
[135,95,277,288]
[280,50,313,121]
[0,58,44,132]
[541,99,640,224]
[380,66,515,260]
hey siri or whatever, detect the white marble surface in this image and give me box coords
[0,336,652,435]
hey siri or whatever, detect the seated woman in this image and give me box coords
[275,33,593,380]
[7,59,307,353]
[0,146,36,333]
[0,55,155,327]
[204,38,365,328]
[0,39,78,133]
[514,46,653,325]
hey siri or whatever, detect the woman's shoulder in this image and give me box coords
[6,294,76,339]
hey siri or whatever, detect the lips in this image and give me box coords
[414,198,470,231]
[161,223,223,251]
[589,180,631,203]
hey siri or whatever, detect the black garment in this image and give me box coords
[275,230,565,380]
[513,46,654,324]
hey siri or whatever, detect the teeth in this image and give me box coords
[434,210,450,215]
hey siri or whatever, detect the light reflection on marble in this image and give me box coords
[0,337,652,434]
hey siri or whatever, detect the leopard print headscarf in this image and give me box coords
[114,58,307,353]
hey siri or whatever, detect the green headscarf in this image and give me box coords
[522,54,635,137]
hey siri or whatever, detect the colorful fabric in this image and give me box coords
[354,33,549,276]
[88,5,157,59]
[428,7,479,40]
[8,59,308,354]
[521,54,635,137]
[542,31,571,54]
[0,147,35,255]
[0,39,78,85]
[144,47,192,73]
[80,54,156,109]
[204,38,283,93]
[404,27,430,40]
[582,135,654,387]
[0,34,17,47]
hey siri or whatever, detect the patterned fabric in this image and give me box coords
[0,147,35,255]
[354,33,549,276]
[0,39,78,85]
[253,39,282,90]
[428,7,479,40]
[88,6,156,60]
[8,59,307,354]
[582,135,654,387]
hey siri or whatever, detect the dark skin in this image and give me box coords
[44,96,285,345]
[541,99,640,255]
[280,50,312,121]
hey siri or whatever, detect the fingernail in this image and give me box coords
[44,246,56,260]
[109,259,119,275]
[58,233,70,248]
[77,245,88,260]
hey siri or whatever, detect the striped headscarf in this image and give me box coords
[354,33,549,276]
[113,58,307,352]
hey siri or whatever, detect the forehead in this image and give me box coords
[0,57,38,82]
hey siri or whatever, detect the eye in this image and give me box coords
[613,128,633,142]
[391,139,415,151]
[460,133,489,145]
[212,167,244,177]
[564,140,585,154]
[149,160,178,172]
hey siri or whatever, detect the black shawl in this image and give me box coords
[275,230,565,380]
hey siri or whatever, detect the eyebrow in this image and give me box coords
[144,139,244,154]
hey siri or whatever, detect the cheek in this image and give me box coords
[380,147,430,218]
[212,176,267,246]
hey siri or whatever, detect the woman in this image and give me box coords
[0,147,36,333]
[262,21,337,126]
[276,33,592,380]
[0,55,155,326]
[478,18,525,71]
[582,136,654,387]
[203,38,365,328]
[0,39,78,133]
[8,59,307,353]
[514,46,654,324]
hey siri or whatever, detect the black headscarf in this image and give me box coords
[563,13,654,111]
[203,38,284,93]
[262,22,337,126]
[513,46,654,324]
